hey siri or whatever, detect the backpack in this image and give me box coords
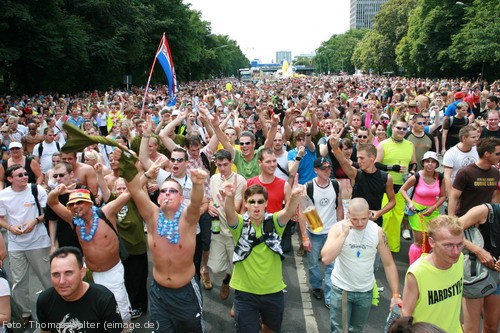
[485,203,500,259]
[448,115,469,127]
[462,227,498,299]
[37,141,60,157]
[306,179,340,209]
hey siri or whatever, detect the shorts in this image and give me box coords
[92,261,131,323]
[208,233,234,275]
[150,278,205,333]
[234,290,284,333]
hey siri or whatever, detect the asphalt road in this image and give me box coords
[2,228,412,333]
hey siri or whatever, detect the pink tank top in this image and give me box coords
[413,172,441,206]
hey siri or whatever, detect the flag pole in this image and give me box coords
[140,33,165,118]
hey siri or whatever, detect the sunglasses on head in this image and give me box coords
[247,199,265,205]
[160,188,179,194]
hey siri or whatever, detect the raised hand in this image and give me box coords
[218,173,238,202]
[190,168,208,185]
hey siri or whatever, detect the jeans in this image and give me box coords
[330,285,373,332]
[307,231,333,304]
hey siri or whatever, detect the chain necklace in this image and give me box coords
[157,204,185,244]
[73,206,99,242]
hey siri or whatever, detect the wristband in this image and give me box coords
[144,173,153,179]
[295,156,302,162]
[391,164,401,172]
[433,205,438,211]
[392,293,401,298]
[302,236,309,241]
[36,217,41,224]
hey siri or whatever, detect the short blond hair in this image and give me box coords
[428,215,463,239]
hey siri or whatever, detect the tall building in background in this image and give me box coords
[350,0,388,29]
[276,51,291,64]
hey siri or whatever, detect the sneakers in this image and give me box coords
[201,268,213,290]
[220,281,230,300]
[312,288,323,300]
[131,308,143,320]
[402,229,411,240]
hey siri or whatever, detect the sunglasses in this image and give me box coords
[247,199,265,205]
[53,173,67,178]
[160,188,179,194]
[295,120,305,124]
[358,135,368,139]
[13,172,29,178]
[169,157,185,163]
[394,126,406,131]
[416,122,426,125]
[239,141,252,146]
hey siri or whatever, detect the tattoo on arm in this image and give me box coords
[382,231,389,248]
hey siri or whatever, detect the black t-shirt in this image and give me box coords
[352,169,389,225]
[37,283,123,333]
[45,192,82,251]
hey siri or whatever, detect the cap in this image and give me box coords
[171,109,180,116]
[9,107,17,113]
[408,100,417,107]
[314,157,332,170]
[9,141,22,149]
[454,92,465,100]
[67,189,93,207]
[421,151,440,167]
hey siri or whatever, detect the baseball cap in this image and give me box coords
[454,92,465,100]
[9,142,22,149]
[314,157,332,170]
[171,110,180,116]
[67,189,93,207]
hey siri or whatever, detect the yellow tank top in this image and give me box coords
[382,138,414,185]
[407,253,464,333]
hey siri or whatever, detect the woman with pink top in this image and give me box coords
[400,151,446,264]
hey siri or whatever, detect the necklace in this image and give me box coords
[73,206,99,242]
[157,204,185,244]
[351,228,367,258]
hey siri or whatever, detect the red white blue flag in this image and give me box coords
[156,35,177,106]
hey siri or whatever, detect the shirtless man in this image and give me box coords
[104,154,120,191]
[122,147,207,332]
[60,152,98,197]
[47,188,132,324]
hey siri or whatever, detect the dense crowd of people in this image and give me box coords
[0,75,499,332]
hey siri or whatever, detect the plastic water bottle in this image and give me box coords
[384,304,401,333]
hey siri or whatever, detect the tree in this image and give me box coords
[352,30,392,74]
[315,29,368,74]
[448,0,500,80]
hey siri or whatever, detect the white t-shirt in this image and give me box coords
[331,221,379,292]
[310,179,339,235]
[0,185,50,251]
[274,149,289,181]
[32,141,60,173]
[0,277,9,333]
[442,145,479,184]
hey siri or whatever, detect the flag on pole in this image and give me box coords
[156,34,177,106]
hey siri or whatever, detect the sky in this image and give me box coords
[183,0,351,64]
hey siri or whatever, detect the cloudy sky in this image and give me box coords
[184,0,350,63]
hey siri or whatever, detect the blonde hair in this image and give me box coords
[428,215,463,238]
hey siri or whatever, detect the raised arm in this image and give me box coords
[222,174,239,227]
[263,114,279,149]
[94,163,111,202]
[184,169,206,224]
[321,219,350,265]
[138,116,155,171]
[329,132,357,181]
[47,184,75,224]
[119,150,159,224]
[277,174,302,224]
[210,114,235,160]
[158,111,186,152]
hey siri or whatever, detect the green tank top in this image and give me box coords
[382,138,414,185]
